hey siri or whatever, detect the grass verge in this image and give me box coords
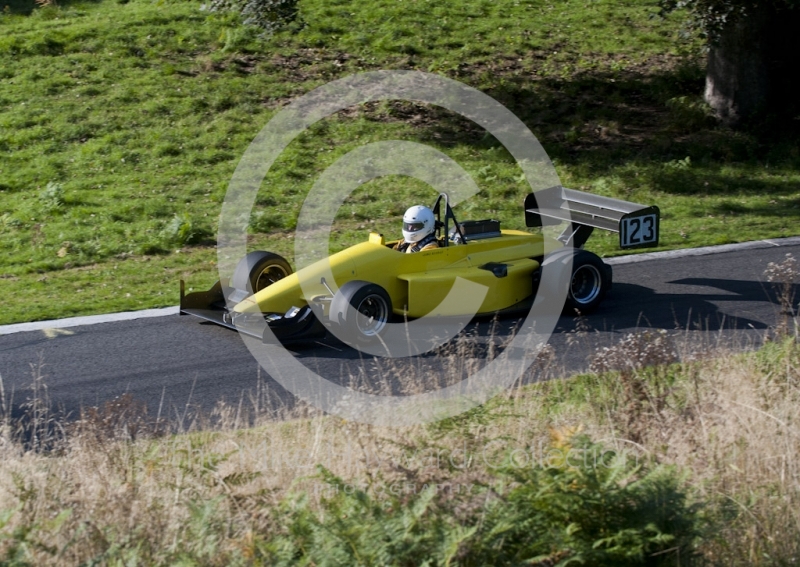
[1,320,799,564]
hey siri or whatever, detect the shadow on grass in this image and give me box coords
[366,62,800,183]
[3,0,102,16]
[710,197,800,218]
[650,167,800,198]
[2,0,38,15]
[530,71,798,162]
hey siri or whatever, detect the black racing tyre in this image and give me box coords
[566,251,609,313]
[230,251,292,294]
[541,249,611,315]
[329,280,392,343]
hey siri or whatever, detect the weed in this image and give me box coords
[248,209,288,233]
[764,253,798,317]
[15,357,66,453]
[666,95,716,132]
[0,213,22,231]
[590,329,678,375]
[589,330,679,443]
[75,393,165,443]
[663,155,693,170]
[161,212,202,247]
[37,182,65,212]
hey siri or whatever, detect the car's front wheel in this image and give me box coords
[329,280,392,344]
[230,251,292,294]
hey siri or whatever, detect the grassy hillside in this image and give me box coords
[1,0,799,324]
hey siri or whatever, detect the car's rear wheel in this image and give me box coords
[231,251,292,294]
[541,249,611,315]
[330,280,392,344]
[569,260,604,308]
[565,250,610,314]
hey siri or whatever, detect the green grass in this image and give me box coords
[1,0,798,324]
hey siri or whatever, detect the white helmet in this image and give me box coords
[402,205,435,243]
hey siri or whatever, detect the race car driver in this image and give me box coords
[393,205,440,253]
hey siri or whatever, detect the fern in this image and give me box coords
[261,466,471,566]
[259,438,701,566]
[467,435,700,566]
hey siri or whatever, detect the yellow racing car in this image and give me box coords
[180,187,659,344]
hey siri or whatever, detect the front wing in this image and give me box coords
[179,280,326,344]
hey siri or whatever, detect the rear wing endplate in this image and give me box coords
[524,186,660,250]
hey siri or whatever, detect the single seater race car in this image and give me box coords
[180,186,660,344]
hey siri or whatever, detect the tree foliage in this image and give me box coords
[660,0,800,40]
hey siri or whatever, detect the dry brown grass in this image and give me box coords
[0,319,799,564]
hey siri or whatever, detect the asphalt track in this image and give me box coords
[1,238,799,422]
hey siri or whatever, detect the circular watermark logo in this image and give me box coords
[217,70,569,426]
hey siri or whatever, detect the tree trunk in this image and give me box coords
[705,6,800,126]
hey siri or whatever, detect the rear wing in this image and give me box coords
[524,186,660,250]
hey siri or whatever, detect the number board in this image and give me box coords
[619,208,659,249]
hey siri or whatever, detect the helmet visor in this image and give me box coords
[403,221,426,233]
